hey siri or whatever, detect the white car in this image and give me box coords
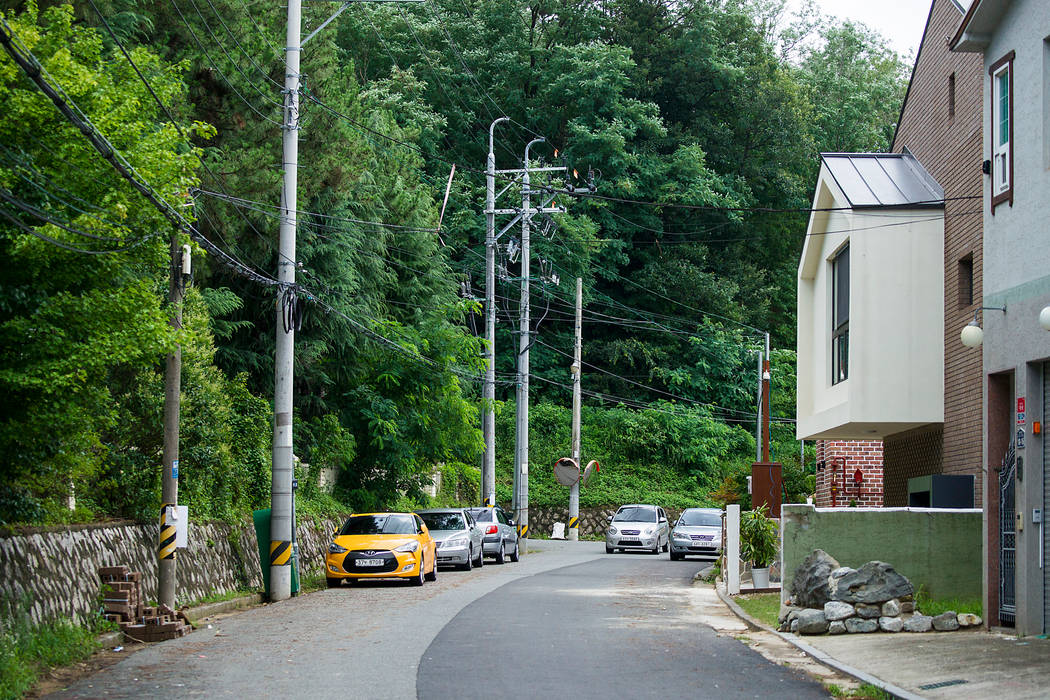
[605,504,669,554]
[417,508,485,570]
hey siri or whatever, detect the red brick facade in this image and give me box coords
[884,0,984,506]
[814,440,884,508]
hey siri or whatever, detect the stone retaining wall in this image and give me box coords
[527,506,685,538]
[0,515,344,625]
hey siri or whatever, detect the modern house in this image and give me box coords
[951,0,1050,635]
[797,0,986,514]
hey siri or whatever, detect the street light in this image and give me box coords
[959,306,1007,348]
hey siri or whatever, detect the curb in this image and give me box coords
[715,585,925,700]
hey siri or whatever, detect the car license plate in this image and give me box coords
[699,535,714,541]
[357,558,384,567]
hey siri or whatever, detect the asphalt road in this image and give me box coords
[50,540,827,699]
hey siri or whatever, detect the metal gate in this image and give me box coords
[1000,442,1016,625]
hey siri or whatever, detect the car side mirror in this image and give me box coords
[332,530,339,538]
[607,515,614,522]
[508,519,516,527]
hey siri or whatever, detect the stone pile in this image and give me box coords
[100,565,191,642]
[779,550,982,635]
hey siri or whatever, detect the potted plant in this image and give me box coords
[740,505,779,589]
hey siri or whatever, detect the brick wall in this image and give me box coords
[814,440,884,507]
[891,0,985,504]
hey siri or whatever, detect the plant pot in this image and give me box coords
[752,567,770,589]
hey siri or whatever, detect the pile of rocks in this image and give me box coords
[779,550,982,635]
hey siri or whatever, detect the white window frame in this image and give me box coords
[990,51,1015,209]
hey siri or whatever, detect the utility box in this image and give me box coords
[253,508,300,599]
[751,462,783,517]
[907,474,975,509]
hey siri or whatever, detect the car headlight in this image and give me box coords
[607,526,618,535]
[328,542,348,554]
[643,527,655,536]
[395,541,420,553]
[673,529,687,538]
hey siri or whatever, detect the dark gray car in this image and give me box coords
[465,506,519,564]
[417,508,485,570]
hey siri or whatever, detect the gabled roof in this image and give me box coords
[820,152,944,208]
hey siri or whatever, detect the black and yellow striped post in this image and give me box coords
[517,523,528,540]
[568,516,579,534]
[158,505,177,561]
[270,539,292,567]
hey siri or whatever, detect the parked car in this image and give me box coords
[325,512,437,587]
[669,508,724,560]
[465,506,519,563]
[417,508,485,570]
[605,504,670,554]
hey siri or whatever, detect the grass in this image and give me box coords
[733,592,781,628]
[915,586,983,618]
[827,683,891,699]
[0,615,100,700]
[181,586,258,610]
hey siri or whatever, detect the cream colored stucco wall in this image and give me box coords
[797,165,945,440]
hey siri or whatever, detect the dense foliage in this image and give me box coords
[0,0,908,524]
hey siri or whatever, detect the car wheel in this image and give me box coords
[460,548,473,571]
[412,557,426,586]
[425,557,438,582]
[475,545,484,568]
[606,544,614,554]
[670,550,682,561]
[509,541,520,562]
[326,577,341,588]
[662,539,669,553]
[495,541,506,565]
[651,541,660,555]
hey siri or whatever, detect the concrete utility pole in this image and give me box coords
[483,117,509,508]
[513,136,545,555]
[568,277,582,541]
[269,0,302,603]
[755,349,763,463]
[269,0,422,604]
[158,236,187,608]
[762,332,771,462]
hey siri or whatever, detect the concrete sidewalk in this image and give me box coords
[718,584,1050,699]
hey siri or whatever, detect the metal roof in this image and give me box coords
[821,151,944,208]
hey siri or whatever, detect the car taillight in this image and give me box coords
[486,525,498,534]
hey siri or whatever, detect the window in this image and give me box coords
[990,52,1015,208]
[948,72,956,121]
[831,245,849,385]
[958,253,974,308]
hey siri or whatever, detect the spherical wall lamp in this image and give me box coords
[1040,306,1050,332]
[960,320,983,348]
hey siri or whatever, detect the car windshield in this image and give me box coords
[420,512,465,531]
[339,514,416,536]
[613,507,656,523]
[679,511,722,527]
[466,509,493,522]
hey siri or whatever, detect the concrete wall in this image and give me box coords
[0,515,344,625]
[781,504,982,602]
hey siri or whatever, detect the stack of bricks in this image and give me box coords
[99,566,191,642]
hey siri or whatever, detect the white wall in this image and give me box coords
[797,165,945,440]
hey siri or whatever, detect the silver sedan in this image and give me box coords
[417,508,485,570]
[669,508,723,560]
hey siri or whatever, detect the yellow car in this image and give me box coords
[325,512,438,587]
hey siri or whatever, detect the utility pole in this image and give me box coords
[269,0,422,604]
[269,0,302,603]
[513,137,545,555]
[158,236,187,608]
[755,349,763,462]
[568,277,582,541]
[762,332,771,462]
[483,117,508,508]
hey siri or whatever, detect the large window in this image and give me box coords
[832,245,849,385]
[990,52,1014,208]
